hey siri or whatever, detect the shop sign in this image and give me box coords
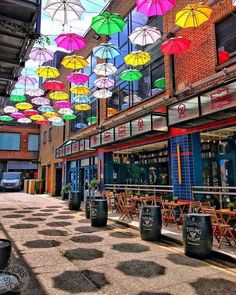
[80,139,85,151]
[59,146,65,157]
[65,144,72,156]
[72,141,79,154]
[56,148,60,158]
[152,115,168,132]
[85,139,90,150]
[132,115,152,136]
[90,134,101,148]
[101,128,114,145]
[115,123,131,141]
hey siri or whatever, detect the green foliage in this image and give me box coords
[127,163,141,184]
[35,35,51,46]
[61,184,70,196]
[89,178,98,190]
[228,202,235,209]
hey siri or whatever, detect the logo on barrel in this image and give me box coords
[90,208,97,219]
[141,215,153,229]
[186,220,201,244]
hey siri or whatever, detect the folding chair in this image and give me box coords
[189,200,201,213]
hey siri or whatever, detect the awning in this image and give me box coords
[8,161,37,170]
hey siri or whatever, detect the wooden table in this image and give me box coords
[216,209,236,224]
[162,201,189,229]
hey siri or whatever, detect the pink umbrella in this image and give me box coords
[136,0,176,16]
[10,112,25,119]
[18,75,38,86]
[54,101,72,108]
[31,97,50,106]
[55,33,87,51]
[67,73,89,85]
[94,77,115,88]
[29,47,54,64]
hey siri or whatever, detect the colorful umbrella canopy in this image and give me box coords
[75,123,88,129]
[29,47,54,64]
[31,97,50,106]
[70,85,90,95]
[36,120,50,125]
[10,94,26,102]
[63,113,77,120]
[107,107,117,116]
[218,51,230,64]
[129,25,162,46]
[94,77,115,88]
[74,96,90,104]
[93,63,117,76]
[18,75,38,86]
[3,106,18,114]
[233,0,236,6]
[87,117,97,124]
[15,102,33,110]
[93,43,120,59]
[55,33,87,51]
[94,89,112,99]
[75,104,91,111]
[124,51,151,66]
[10,112,25,119]
[120,69,142,81]
[136,0,176,16]
[175,4,212,28]
[154,77,166,89]
[30,115,45,121]
[23,109,39,116]
[61,55,88,70]
[44,0,85,24]
[54,101,72,108]
[44,112,58,118]
[67,73,89,85]
[35,66,60,79]
[25,88,44,97]
[0,115,13,122]
[17,118,32,124]
[58,108,73,115]
[38,106,54,113]
[91,12,125,35]
[124,94,142,103]
[49,91,69,101]
[43,80,65,91]
[48,117,63,123]
[160,37,191,54]
[52,121,65,126]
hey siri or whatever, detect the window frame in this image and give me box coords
[43,130,47,144]
[28,134,39,152]
[0,132,21,151]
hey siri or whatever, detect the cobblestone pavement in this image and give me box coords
[0,192,236,295]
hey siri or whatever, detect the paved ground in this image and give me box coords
[0,192,236,295]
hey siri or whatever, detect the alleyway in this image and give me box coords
[0,192,236,295]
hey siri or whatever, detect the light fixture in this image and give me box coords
[93,33,100,40]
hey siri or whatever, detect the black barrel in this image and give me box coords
[68,191,81,211]
[90,199,108,227]
[140,206,162,241]
[0,239,12,270]
[183,213,213,259]
[85,196,92,219]
[0,271,21,294]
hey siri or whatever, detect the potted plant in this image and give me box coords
[89,178,99,197]
[61,183,70,200]
[173,196,178,203]
[228,202,235,211]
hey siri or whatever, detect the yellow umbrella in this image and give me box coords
[35,66,60,78]
[124,50,151,66]
[75,104,91,111]
[49,91,69,101]
[30,115,45,121]
[70,85,90,95]
[44,111,58,118]
[15,102,33,110]
[61,55,88,70]
[175,4,212,28]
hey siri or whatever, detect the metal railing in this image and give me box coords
[192,186,236,209]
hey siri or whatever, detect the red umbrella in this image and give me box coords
[36,120,50,125]
[43,80,65,91]
[218,50,230,64]
[23,109,39,116]
[160,37,191,55]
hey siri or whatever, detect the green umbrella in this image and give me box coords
[0,115,13,122]
[120,69,142,82]
[154,77,166,89]
[91,13,125,35]
[10,95,26,102]
[63,114,76,120]
[87,116,97,124]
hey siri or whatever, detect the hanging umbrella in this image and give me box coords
[218,51,230,64]
[30,115,45,121]
[75,104,91,111]
[55,33,87,51]
[63,113,77,120]
[36,120,50,125]
[10,94,26,102]
[43,80,65,91]
[18,75,38,86]
[129,25,162,46]
[91,12,125,35]
[35,66,60,78]
[124,94,142,103]
[70,85,90,95]
[17,118,32,124]
[94,89,112,99]
[120,69,142,81]
[233,0,236,6]
[61,55,88,70]
[25,88,44,97]
[54,101,72,108]
[49,91,69,101]
[23,109,39,116]
[44,0,85,24]
[48,117,63,123]
[10,112,25,119]
[87,117,97,124]
[29,47,54,64]
[93,63,117,76]
[93,43,120,59]
[94,77,115,88]
[0,115,13,122]
[136,0,176,16]
[124,51,151,66]
[160,37,191,54]
[154,77,166,89]
[3,106,18,114]
[38,106,54,113]
[44,112,58,118]
[107,107,117,116]
[75,123,88,129]
[15,102,33,110]
[67,72,89,85]
[52,121,65,126]
[58,108,73,115]
[31,97,50,106]
[175,4,212,28]
[74,96,90,104]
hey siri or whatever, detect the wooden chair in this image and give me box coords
[116,194,138,220]
[203,208,236,248]
[200,201,211,211]
[103,191,115,212]
[189,200,201,213]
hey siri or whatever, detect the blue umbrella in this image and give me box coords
[74,96,90,104]
[76,123,88,129]
[38,106,54,113]
[52,121,65,127]
[93,43,120,59]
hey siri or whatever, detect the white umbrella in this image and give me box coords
[44,0,85,24]
[129,25,162,46]
[124,94,142,103]
[3,106,18,114]
[233,0,236,6]
[93,63,117,76]
[58,108,74,115]
[48,117,63,122]
[17,118,32,124]
[94,89,112,99]
[94,77,115,88]
[25,88,44,97]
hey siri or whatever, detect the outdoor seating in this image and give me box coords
[189,200,202,213]
[115,194,138,220]
[103,191,116,212]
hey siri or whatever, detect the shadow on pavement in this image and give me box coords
[46,222,72,227]
[38,229,68,236]
[58,210,76,215]
[23,239,61,249]
[2,214,25,218]
[46,206,64,209]
[81,270,110,289]
[32,213,53,217]
[109,231,135,239]
[22,218,46,222]
[53,215,75,220]
[112,243,150,253]
[10,224,38,229]
[71,235,103,243]
[64,248,104,261]
[138,293,173,295]
[166,253,206,268]
[39,209,59,212]
[13,210,33,214]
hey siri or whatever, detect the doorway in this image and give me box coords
[78,168,84,201]
[55,168,62,196]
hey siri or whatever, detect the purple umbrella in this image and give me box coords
[31,97,50,106]
[29,47,54,65]
[10,112,25,119]
[18,75,38,86]
[54,101,72,108]
[67,73,89,85]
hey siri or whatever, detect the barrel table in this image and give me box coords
[85,196,92,219]
[183,213,213,259]
[0,239,12,271]
[140,206,162,241]
[0,271,21,294]
[90,199,108,227]
[69,191,81,211]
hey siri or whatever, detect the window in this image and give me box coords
[43,131,47,143]
[48,127,52,141]
[28,134,39,151]
[0,132,20,150]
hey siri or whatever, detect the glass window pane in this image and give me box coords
[0,133,20,150]
[216,14,236,54]
[28,134,39,151]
